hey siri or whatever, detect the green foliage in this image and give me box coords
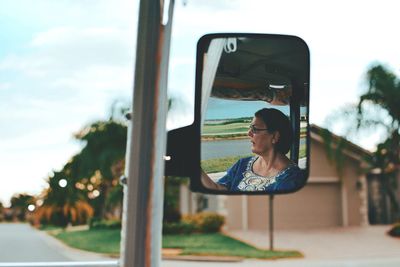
[325,63,400,221]
[36,169,94,226]
[201,155,252,173]
[162,221,197,235]
[319,128,347,179]
[11,194,35,208]
[182,212,225,233]
[163,176,184,223]
[72,120,127,218]
[34,120,127,225]
[39,224,62,231]
[202,133,248,140]
[0,202,3,222]
[359,64,400,130]
[46,210,69,227]
[163,212,225,234]
[10,193,35,221]
[204,117,252,126]
[388,223,400,237]
[75,120,127,180]
[89,218,121,230]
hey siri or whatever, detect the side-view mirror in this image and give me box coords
[165,33,310,195]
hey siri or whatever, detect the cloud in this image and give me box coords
[0,82,11,90]
[0,24,134,131]
[1,26,134,75]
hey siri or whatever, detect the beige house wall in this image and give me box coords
[223,135,369,230]
[225,196,246,230]
[341,156,365,226]
[226,183,343,231]
[180,128,370,231]
[312,134,369,227]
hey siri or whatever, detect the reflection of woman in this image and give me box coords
[201,108,305,193]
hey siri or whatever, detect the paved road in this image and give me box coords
[3,224,399,267]
[202,139,251,160]
[162,258,400,267]
[0,223,112,262]
[201,139,306,160]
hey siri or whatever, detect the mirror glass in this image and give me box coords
[198,34,309,194]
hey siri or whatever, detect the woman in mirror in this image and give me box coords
[201,108,305,193]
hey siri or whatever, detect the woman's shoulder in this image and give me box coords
[275,164,305,182]
[273,164,306,191]
[228,156,256,174]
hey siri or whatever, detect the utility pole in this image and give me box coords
[121,0,175,267]
[269,195,274,251]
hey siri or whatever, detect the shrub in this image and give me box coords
[162,221,197,235]
[388,223,400,237]
[90,218,121,229]
[183,212,225,233]
[163,208,181,223]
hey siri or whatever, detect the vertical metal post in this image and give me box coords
[121,0,174,267]
[289,82,301,164]
[269,195,274,251]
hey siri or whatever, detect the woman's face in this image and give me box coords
[248,116,276,156]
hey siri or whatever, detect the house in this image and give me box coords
[179,124,372,230]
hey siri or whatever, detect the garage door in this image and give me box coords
[245,182,342,230]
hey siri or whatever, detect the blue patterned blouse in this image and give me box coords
[216,156,306,193]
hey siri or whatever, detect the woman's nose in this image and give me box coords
[247,128,253,137]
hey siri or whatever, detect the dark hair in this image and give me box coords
[254,108,292,154]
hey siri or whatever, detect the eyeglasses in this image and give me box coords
[249,125,269,134]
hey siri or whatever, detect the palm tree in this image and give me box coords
[351,64,400,222]
[35,170,93,227]
[0,201,4,221]
[357,64,400,134]
[10,193,35,221]
[74,120,127,218]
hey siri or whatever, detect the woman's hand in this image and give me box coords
[201,169,227,191]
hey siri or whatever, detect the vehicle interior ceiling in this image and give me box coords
[211,37,308,107]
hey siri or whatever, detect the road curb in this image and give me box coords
[162,255,243,262]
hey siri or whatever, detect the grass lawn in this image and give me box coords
[201,147,306,173]
[53,229,121,255]
[163,233,302,259]
[201,155,251,173]
[202,121,308,141]
[50,228,301,259]
[203,122,249,135]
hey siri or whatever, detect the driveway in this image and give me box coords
[163,225,400,266]
[226,225,400,260]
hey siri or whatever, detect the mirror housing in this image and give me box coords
[165,33,310,195]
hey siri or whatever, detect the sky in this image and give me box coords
[1,0,399,206]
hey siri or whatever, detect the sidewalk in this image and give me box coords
[226,225,400,260]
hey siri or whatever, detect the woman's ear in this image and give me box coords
[272,131,280,144]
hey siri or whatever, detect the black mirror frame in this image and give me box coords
[165,33,310,195]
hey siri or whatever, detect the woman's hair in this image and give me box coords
[254,108,292,154]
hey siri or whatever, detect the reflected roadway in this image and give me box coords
[202,138,306,162]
